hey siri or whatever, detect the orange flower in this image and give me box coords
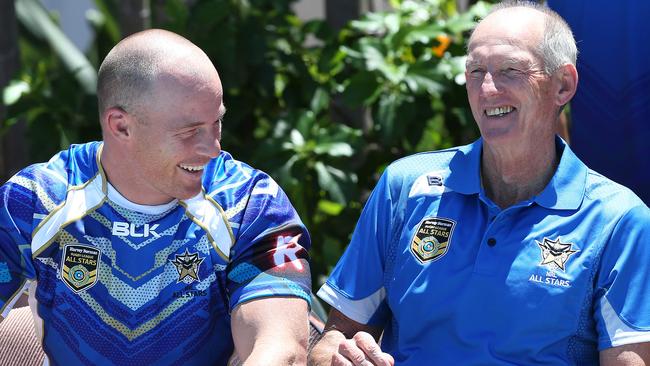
[432,34,451,58]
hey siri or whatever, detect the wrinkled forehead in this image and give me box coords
[466,37,542,67]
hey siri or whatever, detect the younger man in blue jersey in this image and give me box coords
[0,29,311,365]
[309,2,650,365]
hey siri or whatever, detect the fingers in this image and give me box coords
[332,332,392,366]
[352,332,391,366]
[337,338,373,366]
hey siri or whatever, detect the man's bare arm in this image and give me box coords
[308,308,393,366]
[231,296,309,365]
[601,342,650,366]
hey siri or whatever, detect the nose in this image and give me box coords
[198,125,221,159]
[480,72,499,96]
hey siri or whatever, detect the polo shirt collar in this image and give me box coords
[445,137,587,210]
[445,138,483,195]
[534,136,587,210]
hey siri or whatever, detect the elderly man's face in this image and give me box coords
[465,10,558,147]
[127,70,225,204]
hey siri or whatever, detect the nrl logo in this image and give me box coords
[410,217,455,263]
[170,249,205,284]
[536,237,579,271]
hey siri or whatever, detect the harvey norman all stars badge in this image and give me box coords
[410,217,455,263]
[61,244,101,293]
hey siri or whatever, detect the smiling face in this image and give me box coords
[465,8,559,147]
[127,70,225,204]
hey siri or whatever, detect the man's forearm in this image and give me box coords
[242,339,307,366]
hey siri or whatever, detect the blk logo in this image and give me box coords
[112,222,160,238]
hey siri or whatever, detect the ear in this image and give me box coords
[103,107,133,141]
[554,63,578,107]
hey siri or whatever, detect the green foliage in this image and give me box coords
[2,0,492,288]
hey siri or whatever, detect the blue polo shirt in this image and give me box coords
[318,138,650,365]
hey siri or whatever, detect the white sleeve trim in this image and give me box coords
[317,283,385,324]
[600,296,650,348]
[1,281,31,318]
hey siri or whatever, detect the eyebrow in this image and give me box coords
[217,105,227,121]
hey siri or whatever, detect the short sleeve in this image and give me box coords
[594,204,650,349]
[0,176,37,317]
[317,171,395,326]
[226,177,311,310]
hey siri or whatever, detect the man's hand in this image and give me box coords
[333,331,394,366]
[309,309,393,366]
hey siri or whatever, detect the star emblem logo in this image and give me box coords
[170,249,204,283]
[536,237,579,271]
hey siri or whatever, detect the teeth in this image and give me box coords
[179,164,204,172]
[486,106,513,117]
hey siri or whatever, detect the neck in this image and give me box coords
[481,139,558,209]
[100,142,148,205]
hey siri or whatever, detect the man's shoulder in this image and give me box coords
[388,144,471,175]
[583,168,648,217]
[204,151,269,185]
[4,142,101,197]
[382,142,478,195]
[202,151,279,205]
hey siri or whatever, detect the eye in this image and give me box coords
[467,67,485,78]
[178,128,200,139]
[502,67,521,76]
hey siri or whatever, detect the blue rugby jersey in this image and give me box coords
[0,142,311,366]
[318,137,650,365]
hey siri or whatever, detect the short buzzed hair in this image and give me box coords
[96,30,204,118]
[473,1,578,74]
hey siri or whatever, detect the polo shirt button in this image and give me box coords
[487,238,497,247]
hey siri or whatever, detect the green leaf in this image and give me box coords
[317,200,344,216]
[350,13,387,34]
[376,93,400,143]
[16,0,97,94]
[341,71,381,107]
[290,129,305,147]
[384,13,400,35]
[360,40,405,84]
[404,62,445,95]
[3,80,31,106]
[313,142,353,157]
[404,24,444,45]
[360,40,388,72]
[314,161,346,204]
[310,87,329,114]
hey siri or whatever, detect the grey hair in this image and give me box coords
[477,1,577,74]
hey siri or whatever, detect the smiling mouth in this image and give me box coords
[485,106,515,117]
[178,164,205,173]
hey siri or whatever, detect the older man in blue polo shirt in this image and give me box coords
[309,2,650,365]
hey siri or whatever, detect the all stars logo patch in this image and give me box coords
[536,237,579,271]
[410,217,455,263]
[61,244,100,293]
[170,249,205,284]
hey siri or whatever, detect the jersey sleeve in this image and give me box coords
[317,171,396,326]
[594,204,650,349]
[0,174,38,317]
[226,176,311,311]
